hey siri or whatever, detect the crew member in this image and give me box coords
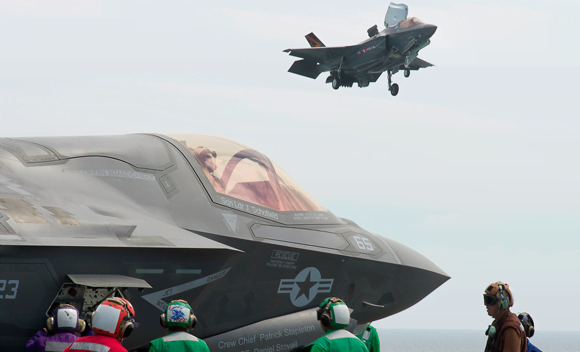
[148,299,210,352]
[304,297,369,352]
[64,297,137,352]
[518,312,542,352]
[25,304,88,352]
[483,282,527,352]
[356,323,380,352]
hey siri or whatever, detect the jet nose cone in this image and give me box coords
[356,234,449,323]
[424,24,437,38]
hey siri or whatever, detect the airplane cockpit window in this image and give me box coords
[398,17,423,28]
[165,134,327,212]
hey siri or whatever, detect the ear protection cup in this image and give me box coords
[120,320,135,338]
[485,325,496,337]
[497,284,510,310]
[485,282,512,311]
[46,317,55,333]
[317,297,332,327]
[528,325,535,338]
[316,297,346,329]
[320,312,331,328]
[190,315,197,329]
[77,319,86,333]
[160,314,167,328]
[499,298,509,310]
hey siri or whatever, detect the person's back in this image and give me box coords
[304,297,368,352]
[66,334,127,352]
[356,324,380,352]
[149,300,209,352]
[25,304,87,352]
[307,329,368,352]
[64,297,137,352]
[25,330,78,352]
[149,331,210,352]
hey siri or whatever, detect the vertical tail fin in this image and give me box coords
[305,32,326,47]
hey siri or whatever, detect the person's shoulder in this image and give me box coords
[309,344,328,352]
[310,333,331,347]
[70,334,94,343]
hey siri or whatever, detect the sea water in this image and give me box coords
[376,329,579,352]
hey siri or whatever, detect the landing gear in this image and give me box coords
[387,70,399,96]
[332,76,341,90]
[404,68,411,78]
[331,56,344,90]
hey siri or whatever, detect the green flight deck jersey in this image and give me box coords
[356,325,380,352]
[149,331,210,352]
[306,329,369,352]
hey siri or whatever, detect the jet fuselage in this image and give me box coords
[0,134,448,351]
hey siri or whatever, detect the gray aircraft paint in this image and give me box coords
[283,3,437,95]
[0,133,448,351]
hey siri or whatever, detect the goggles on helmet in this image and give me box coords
[483,294,502,306]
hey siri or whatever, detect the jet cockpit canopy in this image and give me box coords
[165,134,327,213]
[398,17,423,28]
[384,2,408,27]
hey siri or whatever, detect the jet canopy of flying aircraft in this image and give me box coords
[0,133,448,351]
[283,3,437,95]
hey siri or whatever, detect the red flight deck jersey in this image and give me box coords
[63,334,128,352]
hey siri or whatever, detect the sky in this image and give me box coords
[1,0,580,332]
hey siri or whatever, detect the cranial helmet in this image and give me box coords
[192,147,217,172]
[92,297,136,339]
[484,281,513,310]
[160,300,196,330]
[47,304,86,333]
[317,297,350,329]
[518,312,535,338]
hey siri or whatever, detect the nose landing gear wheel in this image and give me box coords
[331,77,341,90]
[404,69,411,78]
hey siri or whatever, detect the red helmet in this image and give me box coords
[92,297,136,339]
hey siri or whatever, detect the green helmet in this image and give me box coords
[317,297,350,329]
[161,300,195,329]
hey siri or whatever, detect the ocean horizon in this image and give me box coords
[375,328,579,352]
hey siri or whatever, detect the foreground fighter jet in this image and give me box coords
[0,133,448,351]
[284,3,437,95]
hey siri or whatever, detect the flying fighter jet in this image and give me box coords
[283,3,437,95]
[0,133,448,351]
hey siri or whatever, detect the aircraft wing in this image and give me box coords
[283,45,357,63]
[409,57,434,70]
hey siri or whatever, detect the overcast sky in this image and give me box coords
[1,0,579,332]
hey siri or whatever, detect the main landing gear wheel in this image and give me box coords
[387,70,399,96]
[404,69,411,78]
[331,76,341,90]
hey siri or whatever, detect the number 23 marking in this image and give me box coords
[0,280,19,299]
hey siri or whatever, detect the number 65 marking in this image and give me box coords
[0,280,19,299]
[353,236,374,251]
